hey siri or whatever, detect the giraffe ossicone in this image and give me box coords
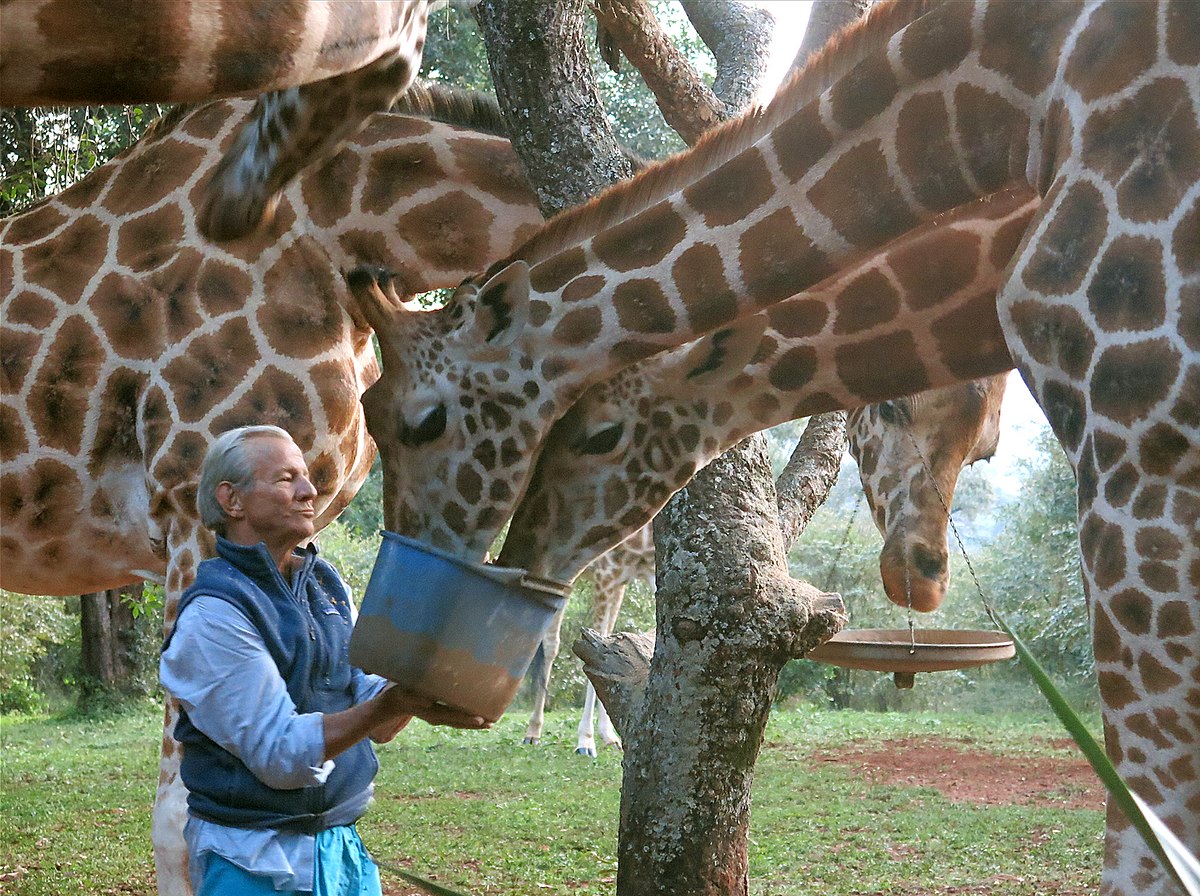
[1,0,434,240]
[351,3,1199,892]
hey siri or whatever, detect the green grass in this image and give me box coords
[0,704,1102,895]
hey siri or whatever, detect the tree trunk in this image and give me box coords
[473,0,634,216]
[79,583,148,706]
[679,1,776,110]
[617,436,843,895]
[790,0,873,72]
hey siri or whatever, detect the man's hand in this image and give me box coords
[376,684,491,730]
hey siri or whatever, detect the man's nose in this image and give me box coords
[297,475,318,500]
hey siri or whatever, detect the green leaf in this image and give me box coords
[986,606,1199,894]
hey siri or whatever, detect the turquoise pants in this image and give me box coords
[197,826,382,896]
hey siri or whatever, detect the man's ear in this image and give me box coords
[216,482,244,519]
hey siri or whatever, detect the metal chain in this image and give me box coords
[901,428,1001,629]
[820,491,862,594]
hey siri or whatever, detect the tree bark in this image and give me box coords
[473,0,634,216]
[775,412,847,549]
[679,1,776,111]
[592,0,726,145]
[790,0,872,72]
[617,436,844,895]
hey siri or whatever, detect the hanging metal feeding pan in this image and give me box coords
[806,628,1015,689]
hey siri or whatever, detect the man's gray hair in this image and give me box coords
[197,425,295,534]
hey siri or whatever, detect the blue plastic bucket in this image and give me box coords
[349,531,571,721]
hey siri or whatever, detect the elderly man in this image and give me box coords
[161,424,486,895]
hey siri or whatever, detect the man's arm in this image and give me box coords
[161,596,333,789]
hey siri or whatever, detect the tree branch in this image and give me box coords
[775,412,848,550]
[592,0,725,144]
[680,0,776,110]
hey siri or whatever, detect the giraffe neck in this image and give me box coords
[0,1,422,105]
[500,188,1035,580]
[493,0,1074,399]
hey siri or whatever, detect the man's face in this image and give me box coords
[228,435,318,554]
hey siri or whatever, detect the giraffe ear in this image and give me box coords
[673,316,768,390]
[464,261,531,355]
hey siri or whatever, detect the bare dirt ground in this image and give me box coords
[810,736,1106,811]
[809,736,1104,896]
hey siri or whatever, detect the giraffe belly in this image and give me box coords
[0,461,162,596]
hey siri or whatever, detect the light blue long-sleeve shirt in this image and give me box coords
[161,590,388,892]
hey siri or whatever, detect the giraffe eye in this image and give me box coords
[575,422,625,456]
[399,405,447,447]
[877,400,911,426]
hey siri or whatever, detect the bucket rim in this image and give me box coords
[378,530,572,603]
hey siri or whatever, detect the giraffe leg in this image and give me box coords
[575,684,600,758]
[523,606,566,746]
[577,582,628,755]
[151,522,207,896]
[153,697,192,896]
[998,190,1200,895]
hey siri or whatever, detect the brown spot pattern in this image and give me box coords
[260,242,344,359]
[0,457,82,538]
[889,229,980,310]
[738,209,833,305]
[23,214,107,301]
[362,143,445,214]
[1167,0,1200,64]
[1082,79,1200,223]
[450,137,538,209]
[809,141,919,248]
[613,280,675,335]
[592,203,687,274]
[770,102,831,184]
[552,307,602,347]
[88,368,147,476]
[531,249,588,294]
[1,330,41,393]
[90,273,166,359]
[211,367,315,449]
[952,84,1029,194]
[29,315,105,454]
[899,1,973,78]
[397,192,496,273]
[1023,183,1108,295]
[766,298,828,340]
[163,318,259,422]
[117,205,184,272]
[894,92,976,211]
[104,140,203,215]
[831,269,901,336]
[1065,1,1157,102]
[980,2,1079,96]
[683,150,774,229]
[673,243,737,332]
[1091,339,1181,426]
[1088,236,1168,333]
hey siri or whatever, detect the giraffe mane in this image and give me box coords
[389,82,511,138]
[500,0,939,272]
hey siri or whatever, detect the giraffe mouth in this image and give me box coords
[879,543,948,613]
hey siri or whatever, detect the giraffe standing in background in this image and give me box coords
[522,523,654,756]
[0,0,433,239]
[848,373,1009,612]
[0,96,542,895]
[344,2,1199,890]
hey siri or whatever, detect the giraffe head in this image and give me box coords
[347,264,549,557]
[846,374,1007,612]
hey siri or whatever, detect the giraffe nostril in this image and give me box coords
[910,543,947,581]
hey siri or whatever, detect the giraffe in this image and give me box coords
[0,0,434,240]
[0,96,542,894]
[343,2,1199,891]
[522,522,654,756]
[847,372,1009,613]
[525,377,1008,757]
[515,192,1020,751]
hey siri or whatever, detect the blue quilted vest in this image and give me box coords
[168,537,378,834]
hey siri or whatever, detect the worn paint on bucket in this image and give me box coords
[349,531,570,721]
